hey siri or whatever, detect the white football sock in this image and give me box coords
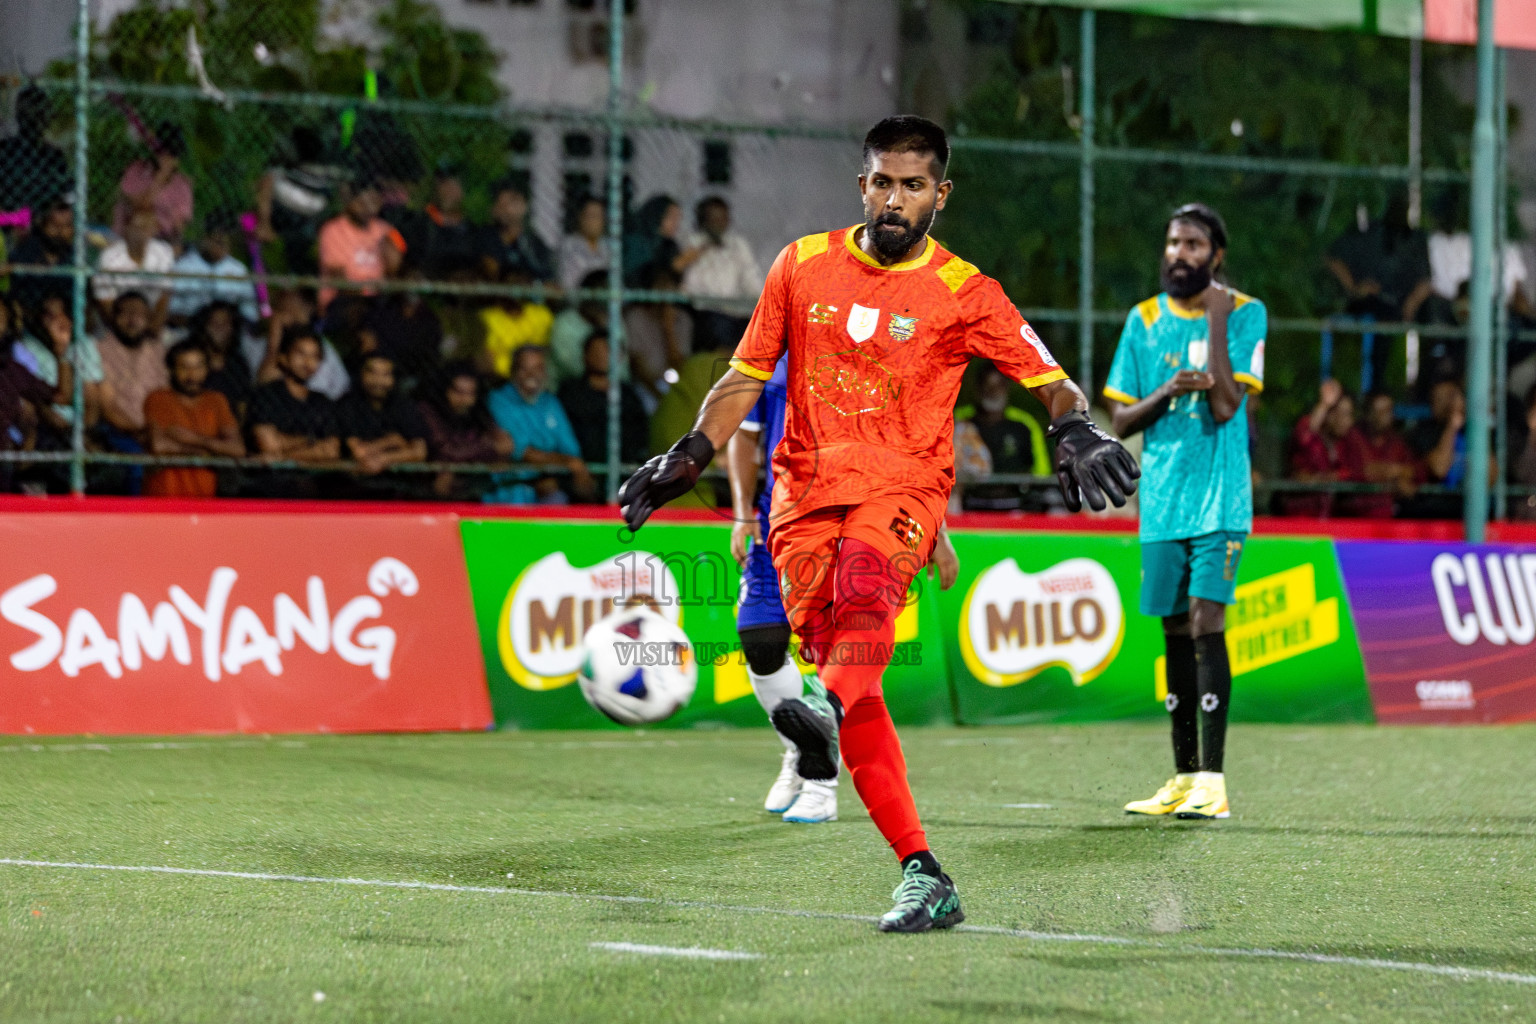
[749,661,803,751]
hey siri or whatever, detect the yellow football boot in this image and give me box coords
[1124,774,1197,816]
[1172,772,1230,819]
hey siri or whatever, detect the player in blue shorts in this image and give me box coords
[1102,203,1266,821]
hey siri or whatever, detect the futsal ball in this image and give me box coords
[577,607,697,725]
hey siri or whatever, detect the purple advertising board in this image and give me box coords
[1336,542,1536,723]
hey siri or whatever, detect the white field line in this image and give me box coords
[2,857,1532,986]
[1001,803,1054,809]
[590,942,762,961]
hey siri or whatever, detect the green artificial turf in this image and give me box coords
[1,724,1534,1023]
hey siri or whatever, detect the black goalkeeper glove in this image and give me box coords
[1047,410,1141,513]
[618,430,717,532]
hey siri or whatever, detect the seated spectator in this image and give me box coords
[479,181,554,284]
[335,353,428,487]
[186,300,254,420]
[1285,380,1367,517]
[558,332,648,467]
[111,121,193,249]
[317,178,402,311]
[257,288,351,401]
[1513,384,1536,520]
[624,262,693,409]
[1326,192,1433,389]
[487,345,595,503]
[623,194,693,287]
[0,298,72,489]
[97,291,170,439]
[168,210,259,325]
[0,85,71,217]
[1356,390,1418,516]
[14,295,103,443]
[548,270,609,386]
[410,164,480,280]
[480,269,553,379]
[363,260,444,386]
[8,200,79,314]
[956,365,1051,512]
[557,196,611,292]
[681,196,762,350]
[417,360,513,498]
[1406,378,1495,519]
[95,207,175,323]
[143,340,244,497]
[254,125,346,275]
[246,326,341,497]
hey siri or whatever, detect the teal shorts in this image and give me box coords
[1140,531,1247,618]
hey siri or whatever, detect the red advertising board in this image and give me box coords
[0,513,490,734]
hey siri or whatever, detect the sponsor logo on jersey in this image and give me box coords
[806,302,838,325]
[958,557,1124,686]
[888,314,919,341]
[1020,323,1059,366]
[846,304,880,343]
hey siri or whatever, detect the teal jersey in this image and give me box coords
[1103,292,1266,543]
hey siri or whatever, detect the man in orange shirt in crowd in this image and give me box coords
[317,178,403,311]
[144,340,244,497]
[619,116,1137,932]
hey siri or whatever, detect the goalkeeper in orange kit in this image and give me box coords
[620,116,1138,932]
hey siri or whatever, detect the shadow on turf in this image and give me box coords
[926,998,1127,1021]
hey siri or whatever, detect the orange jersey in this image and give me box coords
[730,225,1067,528]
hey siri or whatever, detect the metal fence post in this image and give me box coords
[69,0,90,496]
[604,0,626,503]
[1464,0,1497,542]
[1077,8,1096,398]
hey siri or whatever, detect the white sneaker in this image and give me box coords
[764,748,802,813]
[782,778,837,823]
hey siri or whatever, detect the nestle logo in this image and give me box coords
[1415,680,1474,709]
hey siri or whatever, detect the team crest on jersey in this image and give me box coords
[846,304,880,343]
[807,302,838,325]
[887,314,919,342]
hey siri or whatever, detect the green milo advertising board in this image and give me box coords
[940,530,1374,724]
[458,520,953,730]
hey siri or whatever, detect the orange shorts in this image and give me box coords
[768,497,938,646]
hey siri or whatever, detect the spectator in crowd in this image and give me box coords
[254,125,345,274]
[1285,379,1366,518]
[557,332,648,470]
[623,194,697,287]
[956,364,1051,512]
[1326,192,1433,388]
[247,325,341,496]
[417,360,512,498]
[624,262,692,410]
[95,206,175,324]
[548,269,609,385]
[950,417,993,515]
[143,339,244,497]
[14,295,103,445]
[479,181,554,285]
[1356,390,1419,517]
[411,164,480,280]
[480,268,553,379]
[336,353,429,488]
[1426,189,1534,326]
[317,178,402,311]
[0,298,72,487]
[97,291,169,439]
[681,196,762,350]
[1513,384,1536,520]
[9,200,79,313]
[112,122,194,249]
[186,300,254,419]
[0,84,71,217]
[487,345,595,503]
[1406,378,1497,519]
[257,288,350,401]
[558,196,610,292]
[168,210,259,324]
[363,260,444,386]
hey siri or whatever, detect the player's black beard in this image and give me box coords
[866,208,935,262]
[1162,256,1214,299]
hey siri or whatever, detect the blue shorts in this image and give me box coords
[736,513,789,631]
[1140,531,1246,618]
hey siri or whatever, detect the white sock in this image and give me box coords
[749,661,803,751]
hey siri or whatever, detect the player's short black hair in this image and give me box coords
[1169,203,1228,251]
[278,324,322,357]
[164,338,208,372]
[862,115,950,178]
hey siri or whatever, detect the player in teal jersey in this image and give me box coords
[1102,203,1266,821]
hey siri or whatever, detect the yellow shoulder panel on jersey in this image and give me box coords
[1232,289,1255,309]
[1136,297,1161,329]
[935,256,979,294]
[794,232,830,263]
